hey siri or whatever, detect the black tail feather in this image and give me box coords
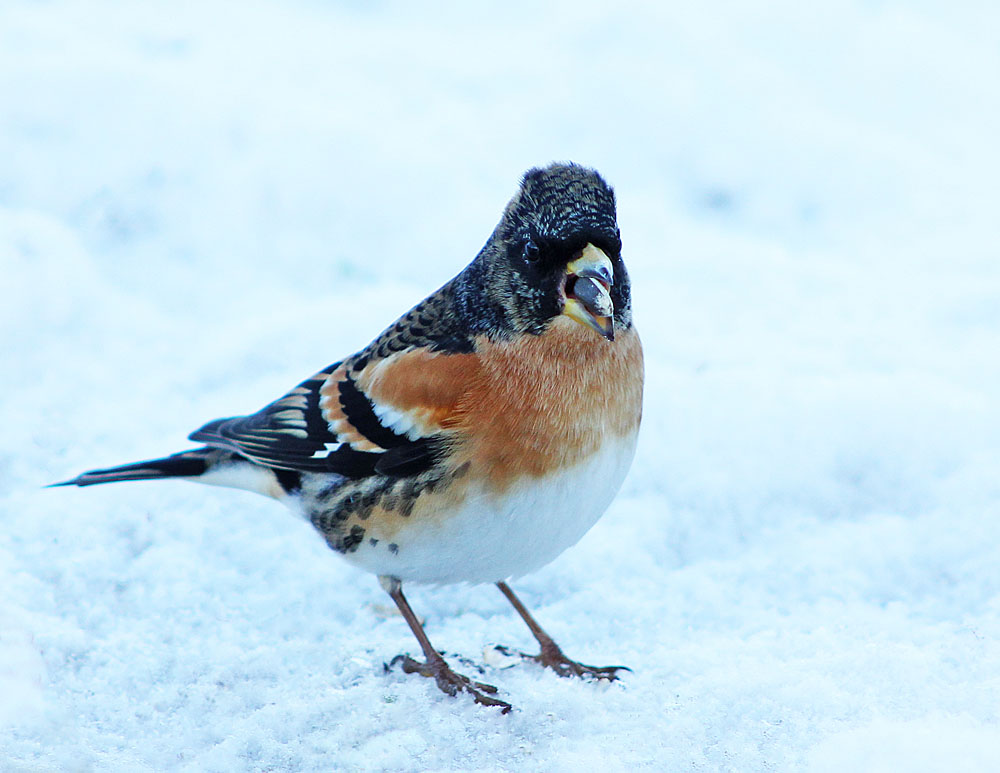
[50,451,210,488]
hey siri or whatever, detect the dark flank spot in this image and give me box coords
[401,479,419,500]
[319,480,341,498]
[319,500,350,528]
[398,479,420,516]
[273,468,302,494]
[388,543,399,555]
[353,489,380,520]
[327,530,346,553]
[310,512,327,533]
[353,355,369,371]
[314,508,342,536]
[381,488,399,513]
[369,537,379,546]
[342,525,365,553]
[452,462,471,479]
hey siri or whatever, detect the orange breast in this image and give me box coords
[360,318,643,492]
[455,319,643,489]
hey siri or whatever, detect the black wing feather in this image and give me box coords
[337,374,408,449]
[374,439,443,477]
[188,361,440,479]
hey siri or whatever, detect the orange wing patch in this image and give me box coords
[356,349,481,437]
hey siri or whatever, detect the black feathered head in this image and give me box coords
[460,163,632,341]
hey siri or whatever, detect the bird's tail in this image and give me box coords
[49,449,213,488]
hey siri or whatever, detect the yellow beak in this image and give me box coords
[562,243,615,340]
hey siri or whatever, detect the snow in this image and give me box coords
[2,0,999,769]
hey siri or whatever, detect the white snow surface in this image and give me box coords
[2,1,999,770]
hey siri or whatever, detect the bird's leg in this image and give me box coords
[495,581,630,681]
[380,576,512,713]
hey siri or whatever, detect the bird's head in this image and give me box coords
[463,163,632,342]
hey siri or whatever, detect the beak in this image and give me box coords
[562,243,615,341]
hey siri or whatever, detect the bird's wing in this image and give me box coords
[189,289,478,479]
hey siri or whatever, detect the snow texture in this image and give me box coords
[2,1,999,770]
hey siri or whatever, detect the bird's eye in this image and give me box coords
[523,240,540,263]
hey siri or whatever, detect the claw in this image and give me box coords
[387,653,513,712]
[492,643,630,682]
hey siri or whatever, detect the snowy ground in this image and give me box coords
[2,1,999,770]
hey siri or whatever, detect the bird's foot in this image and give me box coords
[495,642,630,681]
[388,653,513,713]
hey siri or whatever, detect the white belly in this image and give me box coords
[344,432,638,585]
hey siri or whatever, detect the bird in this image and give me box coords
[54,162,644,713]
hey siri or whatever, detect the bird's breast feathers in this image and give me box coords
[345,317,643,492]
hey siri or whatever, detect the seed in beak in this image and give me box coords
[569,275,613,317]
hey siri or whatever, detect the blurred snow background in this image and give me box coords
[2,0,999,770]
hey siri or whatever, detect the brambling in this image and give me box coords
[56,163,644,713]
